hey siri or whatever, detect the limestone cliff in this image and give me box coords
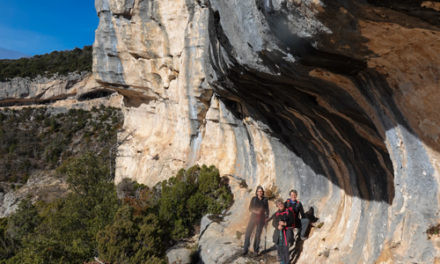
[94,0,440,263]
[0,72,122,108]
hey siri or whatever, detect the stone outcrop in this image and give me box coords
[93,0,440,263]
[0,72,85,105]
[166,245,193,264]
[0,172,68,218]
[0,72,122,108]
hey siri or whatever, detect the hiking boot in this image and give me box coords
[242,250,248,256]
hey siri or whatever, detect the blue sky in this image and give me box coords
[0,0,98,57]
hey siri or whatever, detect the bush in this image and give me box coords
[98,165,234,263]
[96,206,165,264]
[0,218,15,260]
[157,165,233,240]
[6,199,41,241]
[0,153,119,264]
[57,153,110,196]
[1,163,233,263]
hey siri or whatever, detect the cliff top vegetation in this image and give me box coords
[0,46,92,81]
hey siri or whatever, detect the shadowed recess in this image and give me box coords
[207,2,399,203]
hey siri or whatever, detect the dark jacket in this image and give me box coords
[272,208,294,245]
[285,198,304,228]
[249,196,269,219]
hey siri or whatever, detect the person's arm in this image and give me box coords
[248,197,255,212]
[272,214,279,229]
[264,199,269,218]
[266,211,275,223]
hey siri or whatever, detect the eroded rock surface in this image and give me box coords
[94,0,440,263]
[0,172,68,218]
[0,72,85,105]
[0,71,123,109]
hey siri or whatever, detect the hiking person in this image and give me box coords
[243,186,269,256]
[273,199,294,264]
[285,189,310,241]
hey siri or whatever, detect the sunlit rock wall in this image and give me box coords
[0,71,121,108]
[94,0,440,263]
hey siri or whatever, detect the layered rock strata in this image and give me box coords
[94,0,440,263]
[0,72,121,108]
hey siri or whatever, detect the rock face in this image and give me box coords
[166,245,193,264]
[0,71,122,108]
[0,72,86,105]
[93,0,440,263]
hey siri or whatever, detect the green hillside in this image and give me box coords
[0,46,92,81]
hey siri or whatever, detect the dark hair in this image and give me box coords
[256,185,264,196]
[289,189,298,196]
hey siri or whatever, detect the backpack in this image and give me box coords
[285,199,300,227]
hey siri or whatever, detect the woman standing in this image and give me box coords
[243,186,269,256]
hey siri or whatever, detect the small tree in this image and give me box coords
[6,199,41,242]
[57,152,110,196]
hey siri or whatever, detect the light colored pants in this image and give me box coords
[293,218,310,241]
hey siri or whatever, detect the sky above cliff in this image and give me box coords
[0,0,98,58]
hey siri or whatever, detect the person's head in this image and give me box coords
[276,199,285,210]
[256,186,264,198]
[289,189,298,200]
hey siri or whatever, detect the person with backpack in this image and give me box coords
[272,198,294,264]
[285,189,310,241]
[243,185,269,256]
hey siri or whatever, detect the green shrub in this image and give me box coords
[1,161,233,263]
[0,199,42,262]
[96,206,165,264]
[0,153,119,264]
[198,165,221,194]
[0,217,14,260]
[57,153,110,196]
[427,223,440,239]
[7,199,41,242]
[98,165,234,262]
